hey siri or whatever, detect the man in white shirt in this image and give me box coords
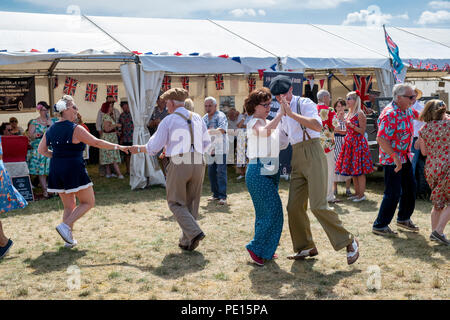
[269,75,359,265]
[130,88,211,252]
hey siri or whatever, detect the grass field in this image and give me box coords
[0,164,448,300]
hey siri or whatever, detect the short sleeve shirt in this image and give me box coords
[203,111,228,154]
[377,101,418,165]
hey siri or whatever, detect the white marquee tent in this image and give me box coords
[1,11,449,189]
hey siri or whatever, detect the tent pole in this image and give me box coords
[47,59,59,116]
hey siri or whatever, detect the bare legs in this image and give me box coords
[432,206,450,235]
[105,163,123,177]
[353,175,366,198]
[59,187,95,230]
[39,175,48,197]
[0,221,8,247]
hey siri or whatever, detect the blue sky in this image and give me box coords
[1,0,450,27]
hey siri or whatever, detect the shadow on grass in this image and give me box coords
[390,231,449,264]
[26,248,87,275]
[248,259,362,299]
[148,251,209,279]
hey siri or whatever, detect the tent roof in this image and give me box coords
[0,11,449,73]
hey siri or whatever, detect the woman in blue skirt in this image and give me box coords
[0,136,28,259]
[38,95,129,248]
[245,87,286,266]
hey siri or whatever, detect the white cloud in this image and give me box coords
[342,5,409,27]
[230,9,257,17]
[417,10,450,25]
[15,0,355,18]
[428,1,450,10]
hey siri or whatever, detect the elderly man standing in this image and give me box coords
[203,97,229,205]
[131,88,211,251]
[269,75,359,265]
[373,83,420,236]
[317,89,339,203]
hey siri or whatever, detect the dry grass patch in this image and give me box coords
[0,165,448,300]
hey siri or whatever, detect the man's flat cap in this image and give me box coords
[268,75,292,96]
[160,88,189,101]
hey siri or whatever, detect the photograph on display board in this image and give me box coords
[219,96,235,113]
[0,77,36,113]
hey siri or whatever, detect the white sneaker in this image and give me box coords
[111,173,118,177]
[64,239,78,248]
[56,223,74,245]
[218,199,227,205]
[353,195,366,202]
[236,175,245,180]
[105,174,112,178]
[118,175,124,179]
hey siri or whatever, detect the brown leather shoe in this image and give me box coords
[346,238,360,265]
[287,247,319,260]
[187,232,205,251]
[178,243,189,251]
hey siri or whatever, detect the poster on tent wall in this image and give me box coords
[0,77,36,114]
[263,71,304,177]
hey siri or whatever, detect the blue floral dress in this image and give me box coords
[0,137,28,214]
[27,118,57,175]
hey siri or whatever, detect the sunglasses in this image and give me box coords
[259,102,271,108]
[10,120,18,123]
[401,95,417,100]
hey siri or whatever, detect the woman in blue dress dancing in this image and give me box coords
[38,95,129,247]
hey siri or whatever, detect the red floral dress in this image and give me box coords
[335,113,374,176]
[418,120,449,210]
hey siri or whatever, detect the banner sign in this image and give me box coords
[0,77,36,113]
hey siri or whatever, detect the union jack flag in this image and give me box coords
[353,74,373,114]
[85,83,98,102]
[248,76,256,93]
[181,76,189,91]
[162,76,171,92]
[214,74,224,90]
[63,77,78,96]
[106,85,118,102]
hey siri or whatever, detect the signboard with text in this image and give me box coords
[0,77,36,113]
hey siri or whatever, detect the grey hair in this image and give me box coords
[393,83,415,102]
[317,89,330,102]
[204,96,217,105]
[184,98,194,111]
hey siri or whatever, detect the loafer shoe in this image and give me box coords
[372,226,398,237]
[346,238,360,265]
[287,247,318,260]
[0,239,13,260]
[430,231,450,245]
[397,220,419,232]
[187,232,205,251]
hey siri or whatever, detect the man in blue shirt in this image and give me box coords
[203,97,228,205]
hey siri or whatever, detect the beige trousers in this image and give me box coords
[287,139,353,252]
[165,153,206,247]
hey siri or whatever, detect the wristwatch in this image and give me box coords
[114,145,118,150]
[138,147,141,153]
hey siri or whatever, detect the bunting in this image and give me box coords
[162,76,171,92]
[181,76,189,91]
[63,77,78,96]
[85,83,98,102]
[106,85,118,102]
[248,76,256,93]
[214,74,224,90]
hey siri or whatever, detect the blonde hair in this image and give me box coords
[346,91,362,116]
[419,99,447,122]
[184,98,194,111]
